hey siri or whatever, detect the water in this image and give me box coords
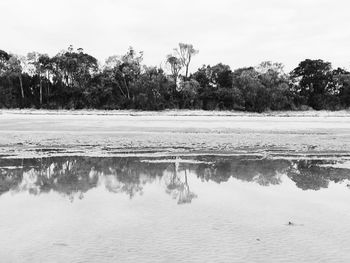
[1,155,350,262]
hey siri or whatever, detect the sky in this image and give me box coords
[1,0,350,72]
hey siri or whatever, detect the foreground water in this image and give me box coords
[1,155,350,262]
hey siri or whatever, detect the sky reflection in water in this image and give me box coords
[1,155,350,263]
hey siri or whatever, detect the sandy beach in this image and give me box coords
[1,110,350,158]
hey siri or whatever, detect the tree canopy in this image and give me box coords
[0,44,349,111]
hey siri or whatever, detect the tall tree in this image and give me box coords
[175,43,198,79]
[27,52,45,106]
[8,55,24,99]
[38,54,52,103]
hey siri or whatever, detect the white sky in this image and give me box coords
[1,0,350,72]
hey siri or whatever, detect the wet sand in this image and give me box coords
[0,110,350,158]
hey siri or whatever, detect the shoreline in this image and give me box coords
[1,109,350,117]
[0,112,350,158]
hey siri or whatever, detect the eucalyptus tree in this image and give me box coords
[175,43,198,79]
[104,47,143,102]
[38,54,53,102]
[0,51,26,105]
[166,54,182,92]
[119,47,143,100]
[50,46,98,108]
[8,55,25,99]
[27,52,46,106]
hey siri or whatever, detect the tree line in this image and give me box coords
[1,43,350,112]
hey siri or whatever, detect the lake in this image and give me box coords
[1,154,350,262]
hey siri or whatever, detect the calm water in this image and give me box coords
[1,155,350,262]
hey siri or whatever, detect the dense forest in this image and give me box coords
[1,43,350,112]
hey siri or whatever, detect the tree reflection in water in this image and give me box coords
[164,157,197,204]
[0,155,350,203]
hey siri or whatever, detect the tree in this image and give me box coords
[210,63,233,88]
[27,52,45,106]
[8,55,24,100]
[232,67,268,112]
[0,50,10,74]
[291,59,333,110]
[0,52,27,107]
[192,65,210,88]
[332,69,350,107]
[166,54,182,92]
[0,50,15,107]
[104,47,143,103]
[50,46,98,108]
[130,66,171,110]
[256,61,295,110]
[38,54,53,105]
[256,61,285,76]
[178,79,200,108]
[192,65,218,110]
[175,43,198,79]
[192,64,237,110]
[1,45,350,111]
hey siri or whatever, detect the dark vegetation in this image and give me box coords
[1,44,350,112]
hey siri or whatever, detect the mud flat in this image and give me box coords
[0,110,350,158]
